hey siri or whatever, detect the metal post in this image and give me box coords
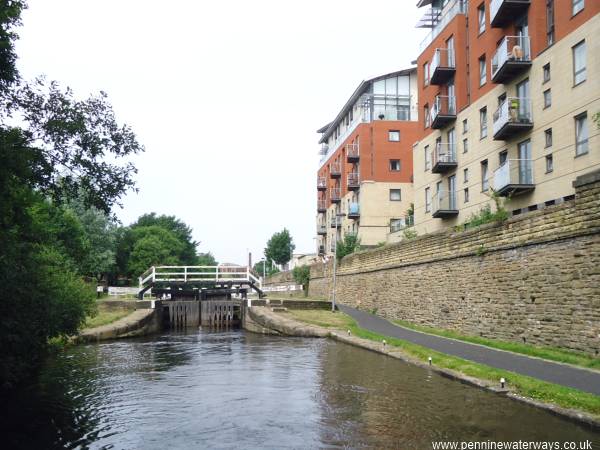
[184,266,187,283]
[152,266,156,282]
[332,231,337,312]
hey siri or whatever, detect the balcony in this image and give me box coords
[432,142,457,174]
[430,48,456,85]
[491,36,531,84]
[490,0,530,28]
[330,187,341,203]
[432,190,458,219]
[330,241,336,253]
[492,159,534,197]
[317,199,327,213]
[347,172,360,191]
[418,0,468,52]
[330,162,341,178]
[318,245,325,256]
[430,95,456,129]
[348,202,360,219]
[317,224,327,235]
[318,144,329,156]
[317,177,327,191]
[493,97,533,140]
[330,216,342,228]
[346,143,360,162]
[390,216,414,233]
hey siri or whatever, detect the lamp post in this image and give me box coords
[331,212,345,313]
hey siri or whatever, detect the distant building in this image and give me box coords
[289,253,319,270]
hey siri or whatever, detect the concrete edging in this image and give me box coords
[74,308,159,344]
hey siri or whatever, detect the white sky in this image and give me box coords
[16,0,425,265]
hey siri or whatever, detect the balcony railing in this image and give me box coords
[390,216,415,233]
[490,0,530,28]
[346,143,360,162]
[317,224,327,235]
[317,177,327,191]
[330,162,341,178]
[330,187,341,203]
[419,0,468,52]
[432,142,457,174]
[492,97,533,140]
[491,36,531,83]
[432,190,458,219]
[430,95,456,129]
[330,216,342,228]
[318,144,329,156]
[493,159,535,197]
[317,199,327,212]
[430,48,456,85]
[347,172,360,190]
[348,202,360,219]
[330,241,336,252]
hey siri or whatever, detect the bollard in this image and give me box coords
[428,356,432,366]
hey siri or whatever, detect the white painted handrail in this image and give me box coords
[139,265,262,290]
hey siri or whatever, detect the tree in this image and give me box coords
[264,228,295,267]
[253,260,280,277]
[336,233,361,262]
[126,226,184,276]
[197,252,217,266]
[292,265,310,296]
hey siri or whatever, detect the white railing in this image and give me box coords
[390,216,415,233]
[317,177,327,189]
[493,159,534,191]
[419,0,468,52]
[346,142,360,159]
[347,172,359,188]
[433,142,457,166]
[491,35,531,78]
[139,265,262,290]
[317,224,327,234]
[330,162,341,175]
[431,95,456,123]
[433,190,457,213]
[492,97,532,135]
[319,144,329,156]
[330,187,341,201]
[431,48,455,74]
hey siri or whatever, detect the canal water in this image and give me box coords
[2,329,599,449]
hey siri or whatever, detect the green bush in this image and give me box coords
[292,265,310,296]
[336,233,361,262]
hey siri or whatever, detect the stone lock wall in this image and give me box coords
[308,170,600,355]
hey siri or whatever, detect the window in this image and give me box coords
[389,130,400,142]
[425,187,431,213]
[463,168,469,183]
[573,40,586,85]
[572,0,584,16]
[480,107,488,138]
[545,129,553,148]
[390,159,401,171]
[424,62,430,86]
[463,138,468,153]
[462,119,468,134]
[479,56,486,86]
[546,0,555,46]
[477,4,485,34]
[390,189,402,201]
[499,150,508,165]
[481,160,489,191]
[543,89,552,108]
[543,63,551,83]
[424,104,430,128]
[545,154,554,173]
[575,113,589,156]
[424,145,431,171]
[464,188,470,203]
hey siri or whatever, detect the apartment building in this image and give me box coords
[316,69,420,255]
[410,0,600,236]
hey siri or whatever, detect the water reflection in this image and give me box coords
[0,330,598,449]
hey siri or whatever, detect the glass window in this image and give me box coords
[480,107,488,139]
[575,113,588,156]
[424,105,430,128]
[481,160,489,191]
[478,4,485,34]
[425,187,431,213]
[572,0,584,15]
[463,138,468,153]
[390,159,401,171]
[462,119,468,134]
[543,89,552,108]
[424,145,431,171]
[464,188,470,203]
[389,130,400,142]
[424,62,430,86]
[390,189,401,201]
[545,154,554,173]
[499,150,508,165]
[479,56,486,86]
[464,168,469,183]
[543,63,551,83]
[573,40,586,85]
[546,0,555,46]
[545,129,553,148]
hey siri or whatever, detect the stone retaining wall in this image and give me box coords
[308,170,600,355]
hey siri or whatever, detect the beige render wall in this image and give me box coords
[412,15,600,237]
[308,169,600,355]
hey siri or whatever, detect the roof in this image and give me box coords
[416,0,433,7]
[317,67,416,144]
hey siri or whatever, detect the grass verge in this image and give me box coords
[83,305,133,329]
[287,309,600,417]
[393,319,600,371]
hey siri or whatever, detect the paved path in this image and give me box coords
[339,305,600,396]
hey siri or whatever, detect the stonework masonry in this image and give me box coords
[303,169,600,355]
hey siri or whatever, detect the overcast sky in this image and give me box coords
[16,0,425,265]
